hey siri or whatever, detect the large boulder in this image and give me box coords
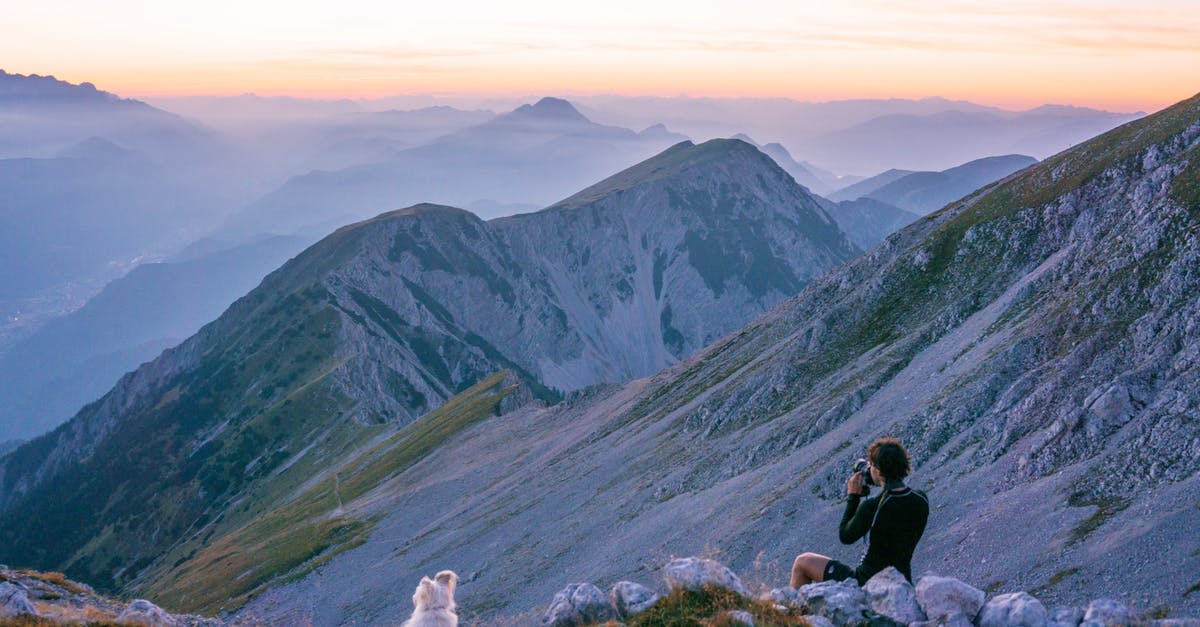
[916,575,985,623]
[609,581,660,618]
[864,567,925,624]
[798,579,870,625]
[0,582,36,618]
[979,591,1048,627]
[542,583,615,626]
[1081,598,1135,626]
[116,599,177,626]
[663,557,748,596]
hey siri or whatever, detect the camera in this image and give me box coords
[852,458,876,486]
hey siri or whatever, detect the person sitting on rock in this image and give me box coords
[790,437,929,587]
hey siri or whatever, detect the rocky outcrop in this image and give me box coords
[664,557,748,596]
[610,580,660,618]
[978,592,1047,627]
[536,557,1195,627]
[541,583,614,626]
[865,567,926,624]
[916,575,986,624]
[0,567,219,626]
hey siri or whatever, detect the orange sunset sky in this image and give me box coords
[4,0,1199,111]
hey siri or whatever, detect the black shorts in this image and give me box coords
[822,559,858,583]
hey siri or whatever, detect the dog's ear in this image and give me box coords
[434,570,458,593]
[413,578,435,609]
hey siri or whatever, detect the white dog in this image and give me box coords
[402,570,458,627]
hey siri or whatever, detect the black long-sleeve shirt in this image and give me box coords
[839,486,929,583]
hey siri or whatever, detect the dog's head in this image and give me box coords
[412,571,458,612]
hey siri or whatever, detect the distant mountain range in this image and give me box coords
[830,154,1038,214]
[567,95,1141,174]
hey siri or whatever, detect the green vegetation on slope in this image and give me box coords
[143,371,517,614]
[621,585,810,627]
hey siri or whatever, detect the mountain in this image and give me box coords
[795,108,1137,173]
[818,197,920,250]
[0,70,219,164]
[212,92,1198,624]
[221,97,689,235]
[827,168,917,202]
[833,155,1038,215]
[0,235,312,441]
[0,139,857,606]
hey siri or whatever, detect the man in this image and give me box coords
[791,438,929,587]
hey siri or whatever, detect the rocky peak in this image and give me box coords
[501,96,591,124]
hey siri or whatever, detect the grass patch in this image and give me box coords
[1067,493,1130,545]
[624,585,810,627]
[146,371,517,613]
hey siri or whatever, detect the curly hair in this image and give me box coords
[867,437,911,482]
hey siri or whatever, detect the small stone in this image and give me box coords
[801,615,836,627]
[1081,598,1134,626]
[864,566,925,624]
[116,599,177,626]
[609,581,660,618]
[541,583,615,626]
[0,582,36,618]
[663,557,748,596]
[797,579,869,625]
[760,587,803,609]
[915,575,985,622]
[723,609,755,625]
[979,591,1048,627]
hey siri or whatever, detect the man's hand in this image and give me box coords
[847,471,866,496]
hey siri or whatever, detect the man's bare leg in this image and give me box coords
[790,552,832,588]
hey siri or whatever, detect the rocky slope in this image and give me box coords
[0,139,856,611]
[224,92,1200,624]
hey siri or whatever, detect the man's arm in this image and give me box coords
[839,472,876,544]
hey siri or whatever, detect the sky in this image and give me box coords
[3,0,1199,111]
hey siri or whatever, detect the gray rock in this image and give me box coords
[541,583,615,626]
[0,582,36,618]
[1081,598,1135,626]
[1147,620,1200,627]
[978,591,1048,627]
[798,579,870,625]
[864,567,925,624]
[117,599,178,626]
[802,616,836,627]
[663,557,748,596]
[915,576,985,623]
[609,580,660,618]
[724,609,755,625]
[761,587,804,609]
[1048,606,1084,627]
